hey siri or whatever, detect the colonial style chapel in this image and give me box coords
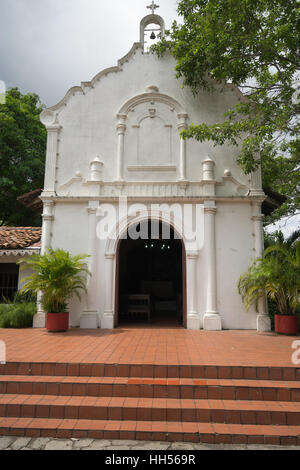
[33,5,271,332]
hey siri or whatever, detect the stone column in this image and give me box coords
[177,113,188,182]
[102,253,115,329]
[33,201,55,328]
[186,250,201,329]
[40,201,54,255]
[43,124,61,197]
[203,201,222,330]
[115,114,127,182]
[80,201,99,329]
[252,202,271,331]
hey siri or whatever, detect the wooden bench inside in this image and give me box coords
[121,294,151,323]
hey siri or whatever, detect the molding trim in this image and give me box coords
[252,214,264,221]
[186,250,199,260]
[42,215,54,221]
[105,253,115,260]
[0,248,40,257]
[43,43,143,114]
[127,165,177,172]
[105,209,187,257]
[40,194,263,204]
[118,92,187,116]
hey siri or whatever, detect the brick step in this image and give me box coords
[1,375,300,401]
[1,362,299,381]
[1,394,299,425]
[0,417,299,446]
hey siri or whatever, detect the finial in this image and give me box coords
[147,1,159,15]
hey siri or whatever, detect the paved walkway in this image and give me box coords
[0,328,299,367]
[1,328,299,448]
[0,436,299,450]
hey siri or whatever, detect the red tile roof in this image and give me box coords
[0,227,42,250]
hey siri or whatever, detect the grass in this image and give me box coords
[0,301,36,328]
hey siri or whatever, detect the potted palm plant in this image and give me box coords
[19,249,90,332]
[238,237,300,335]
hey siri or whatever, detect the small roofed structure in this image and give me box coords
[0,227,42,252]
[0,227,41,302]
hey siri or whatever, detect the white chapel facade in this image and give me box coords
[36,6,270,332]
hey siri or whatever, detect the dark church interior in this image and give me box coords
[117,220,184,326]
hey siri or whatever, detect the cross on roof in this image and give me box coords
[147,1,159,15]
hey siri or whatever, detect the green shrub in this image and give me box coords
[0,302,36,328]
[238,239,300,316]
[19,248,90,313]
[14,290,37,303]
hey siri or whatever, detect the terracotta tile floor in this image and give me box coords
[0,327,299,367]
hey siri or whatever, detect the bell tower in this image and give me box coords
[140,2,165,51]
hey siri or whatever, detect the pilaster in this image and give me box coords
[102,253,115,329]
[186,250,201,330]
[40,201,55,255]
[80,201,100,329]
[42,124,61,197]
[115,114,127,182]
[203,201,222,330]
[33,201,55,329]
[177,113,188,183]
[252,202,271,331]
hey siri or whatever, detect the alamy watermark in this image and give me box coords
[0,80,6,104]
[0,340,6,365]
[291,340,300,365]
[95,197,204,246]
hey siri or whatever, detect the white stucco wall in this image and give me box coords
[0,255,35,297]
[214,202,257,329]
[37,18,267,331]
[43,49,249,190]
[49,199,258,329]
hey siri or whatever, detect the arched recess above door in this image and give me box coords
[116,91,189,174]
[105,209,188,258]
[117,89,187,117]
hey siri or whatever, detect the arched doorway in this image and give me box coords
[115,219,186,327]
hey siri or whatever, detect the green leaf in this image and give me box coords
[0,87,46,226]
[18,249,91,313]
[153,0,300,224]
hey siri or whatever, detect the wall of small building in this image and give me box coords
[0,255,36,301]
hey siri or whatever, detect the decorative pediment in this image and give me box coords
[116,89,188,180]
[118,89,186,116]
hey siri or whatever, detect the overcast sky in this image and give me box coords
[0,0,180,106]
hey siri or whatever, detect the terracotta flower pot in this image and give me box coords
[46,312,69,332]
[274,314,298,335]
